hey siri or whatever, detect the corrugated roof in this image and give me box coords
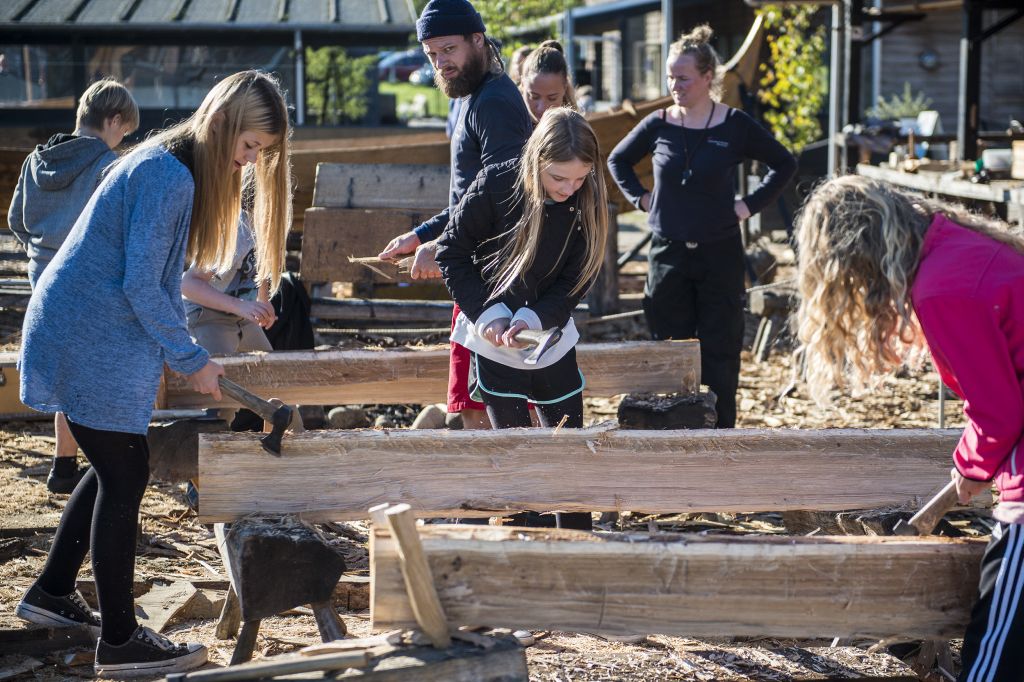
[1,0,418,32]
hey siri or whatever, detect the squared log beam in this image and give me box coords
[197,427,961,522]
[165,340,700,409]
[371,526,984,640]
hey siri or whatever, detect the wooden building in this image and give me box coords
[0,0,417,130]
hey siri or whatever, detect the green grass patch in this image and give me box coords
[379,81,449,119]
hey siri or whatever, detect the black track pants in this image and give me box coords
[959,522,1024,682]
[35,421,150,645]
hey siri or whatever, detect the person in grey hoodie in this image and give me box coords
[7,77,139,494]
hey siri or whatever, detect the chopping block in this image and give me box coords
[216,518,348,664]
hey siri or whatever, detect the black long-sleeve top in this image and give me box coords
[607,108,797,243]
[412,72,532,243]
[435,159,588,331]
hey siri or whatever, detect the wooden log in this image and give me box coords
[301,207,443,284]
[290,141,449,234]
[309,293,645,323]
[164,340,700,409]
[166,651,371,682]
[198,428,961,522]
[335,634,526,681]
[312,163,449,210]
[371,526,984,640]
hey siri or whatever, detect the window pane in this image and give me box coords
[0,45,76,106]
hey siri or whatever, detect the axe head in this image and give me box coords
[523,327,563,366]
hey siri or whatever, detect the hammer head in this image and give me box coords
[523,327,563,366]
[259,403,293,456]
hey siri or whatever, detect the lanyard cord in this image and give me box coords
[679,102,716,184]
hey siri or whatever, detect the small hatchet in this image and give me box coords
[893,480,959,536]
[514,327,563,365]
[217,377,302,456]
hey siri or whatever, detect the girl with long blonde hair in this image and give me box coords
[436,107,607,529]
[16,70,290,678]
[794,174,1024,682]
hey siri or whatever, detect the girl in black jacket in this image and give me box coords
[436,108,608,527]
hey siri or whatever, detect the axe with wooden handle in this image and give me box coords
[893,480,959,536]
[217,377,303,456]
[514,327,563,366]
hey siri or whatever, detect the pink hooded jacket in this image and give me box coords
[912,214,1024,520]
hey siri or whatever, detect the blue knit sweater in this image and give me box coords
[19,145,210,434]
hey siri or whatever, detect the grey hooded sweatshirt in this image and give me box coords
[8,134,116,285]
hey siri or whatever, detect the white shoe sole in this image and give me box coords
[15,602,100,637]
[95,646,208,678]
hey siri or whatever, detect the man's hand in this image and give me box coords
[640,192,652,212]
[188,360,225,401]
[952,467,991,504]
[410,241,442,279]
[482,318,510,347]
[734,199,751,221]
[379,231,421,260]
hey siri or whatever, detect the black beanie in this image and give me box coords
[416,0,486,42]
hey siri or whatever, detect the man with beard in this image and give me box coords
[379,0,532,430]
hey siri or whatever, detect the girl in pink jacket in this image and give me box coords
[795,175,1024,682]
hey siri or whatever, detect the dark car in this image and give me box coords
[408,63,435,86]
[377,50,429,82]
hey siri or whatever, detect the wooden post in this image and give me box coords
[384,504,451,649]
[585,203,620,317]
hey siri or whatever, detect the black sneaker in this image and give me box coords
[15,584,101,636]
[95,626,207,678]
[46,465,90,494]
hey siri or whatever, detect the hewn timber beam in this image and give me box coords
[197,428,961,522]
[308,293,645,323]
[165,340,699,409]
[371,525,984,639]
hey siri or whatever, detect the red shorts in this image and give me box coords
[448,304,487,413]
[447,304,534,413]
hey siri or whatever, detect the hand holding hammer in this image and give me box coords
[484,319,564,365]
[894,468,990,536]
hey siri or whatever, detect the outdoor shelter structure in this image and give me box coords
[0,0,418,128]
[744,0,1023,171]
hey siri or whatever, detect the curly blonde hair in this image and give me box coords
[794,174,1023,403]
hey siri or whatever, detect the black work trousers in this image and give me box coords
[643,231,745,428]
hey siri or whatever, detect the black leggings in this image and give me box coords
[482,392,592,531]
[35,420,150,646]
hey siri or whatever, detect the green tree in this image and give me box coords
[305,47,377,125]
[756,5,828,154]
[411,0,582,56]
